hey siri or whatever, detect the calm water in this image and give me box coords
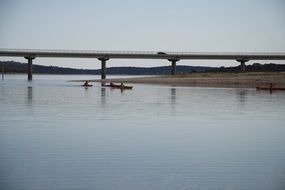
[1,74,285,190]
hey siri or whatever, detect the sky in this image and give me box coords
[0,0,285,69]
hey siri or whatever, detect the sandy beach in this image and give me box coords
[72,72,285,88]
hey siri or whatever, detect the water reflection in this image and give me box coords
[100,87,106,106]
[236,89,248,103]
[84,86,89,92]
[170,87,176,104]
[170,87,177,112]
[27,86,33,106]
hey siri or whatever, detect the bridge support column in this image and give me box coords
[168,58,180,75]
[25,56,35,80]
[236,58,249,72]
[98,58,109,83]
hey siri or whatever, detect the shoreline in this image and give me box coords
[70,72,285,89]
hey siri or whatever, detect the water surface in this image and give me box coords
[1,75,285,190]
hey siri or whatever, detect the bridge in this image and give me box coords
[1,48,285,80]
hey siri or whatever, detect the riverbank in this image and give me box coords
[72,72,285,88]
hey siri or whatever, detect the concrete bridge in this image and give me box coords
[1,48,285,80]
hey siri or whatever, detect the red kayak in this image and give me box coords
[81,84,93,87]
[256,83,285,91]
[103,83,133,89]
[256,87,285,90]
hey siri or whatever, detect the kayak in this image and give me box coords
[256,87,285,90]
[256,83,285,91]
[81,84,93,87]
[103,84,133,89]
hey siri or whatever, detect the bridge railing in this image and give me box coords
[1,48,285,57]
[0,48,158,55]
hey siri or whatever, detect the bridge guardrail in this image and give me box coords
[1,48,285,58]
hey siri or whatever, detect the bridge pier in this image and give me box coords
[25,56,35,80]
[168,58,180,75]
[98,57,109,80]
[236,58,249,72]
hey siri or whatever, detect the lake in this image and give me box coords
[0,74,285,190]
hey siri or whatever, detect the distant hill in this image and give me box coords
[0,61,211,75]
[208,63,285,73]
[1,61,284,75]
[0,61,95,74]
[104,65,211,75]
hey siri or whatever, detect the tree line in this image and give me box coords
[1,61,285,75]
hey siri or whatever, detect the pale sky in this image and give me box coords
[0,0,285,69]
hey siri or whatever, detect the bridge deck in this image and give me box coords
[1,49,285,60]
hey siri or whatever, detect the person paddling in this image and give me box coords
[84,81,89,86]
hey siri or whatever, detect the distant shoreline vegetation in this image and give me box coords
[1,61,285,75]
[0,61,211,75]
[207,63,285,73]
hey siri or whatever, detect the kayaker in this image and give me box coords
[84,81,89,86]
